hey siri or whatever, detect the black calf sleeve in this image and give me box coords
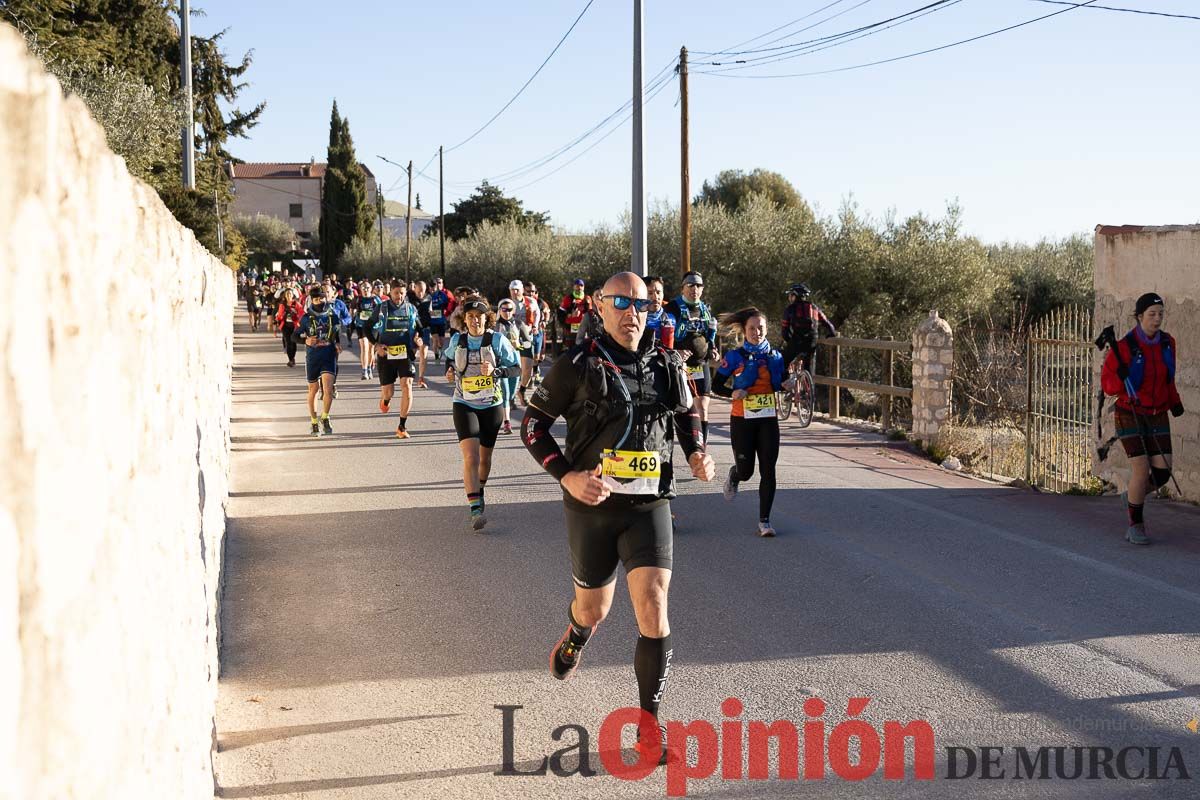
[634,634,673,718]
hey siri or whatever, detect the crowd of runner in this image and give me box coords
[236,266,1184,766]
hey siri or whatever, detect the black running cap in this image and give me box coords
[1135,293,1164,316]
[463,299,489,314]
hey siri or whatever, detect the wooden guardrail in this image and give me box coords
[814,337,911,429]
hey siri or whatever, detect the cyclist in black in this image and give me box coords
[522,271,715,765]
[780,282,837,375]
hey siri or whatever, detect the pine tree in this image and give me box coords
[319,101,372,270]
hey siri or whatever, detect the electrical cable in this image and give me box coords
[1030,1,1200,20]
[694,0,1098,79]
[444,0,597,154]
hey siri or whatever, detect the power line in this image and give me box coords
[692,0,876,57]
[694,0,1099,79]
[1031,0,1200,21]
[382,55,678,208]
[699,0,859,56]
[475,62,677,185]
[698,0,965,74]
[699,0,959,68]
[443,0,598,154]
[508,67,678,193]
[435,58,678,192]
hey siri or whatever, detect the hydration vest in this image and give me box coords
[1124,329,1177,392]
[375,300,417,347]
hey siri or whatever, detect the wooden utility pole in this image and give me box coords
[439,146,446,279]
[679,46,691,281]
[405,159,413,284]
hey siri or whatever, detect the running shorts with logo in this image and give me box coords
[305,345,338,383]
[564,497,673,589]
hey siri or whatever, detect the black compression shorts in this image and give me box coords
[452,403,504,448]
[377,356,413,385]
[564,499,673,589]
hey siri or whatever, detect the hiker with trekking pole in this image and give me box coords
[1096,292,1185,546]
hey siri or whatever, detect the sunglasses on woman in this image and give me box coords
[605,294,651,313]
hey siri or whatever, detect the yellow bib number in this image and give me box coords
[431,309,444,319]
[462,375,495,393]
[744,392,777,419]
[386,344,407,360]
[601,449,660,495]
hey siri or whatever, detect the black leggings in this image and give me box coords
[281,324,297,361]
[729,416,780,521]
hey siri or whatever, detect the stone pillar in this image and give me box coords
[912,310,954,445]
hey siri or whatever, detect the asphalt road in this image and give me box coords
[215,312,1200,799]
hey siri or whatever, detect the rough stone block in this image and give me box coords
[2,25,232,800]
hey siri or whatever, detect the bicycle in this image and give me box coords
[776,354,815,428]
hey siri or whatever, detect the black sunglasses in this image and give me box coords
[605,295,651,313]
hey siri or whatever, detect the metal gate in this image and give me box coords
[1026,306,1094,491]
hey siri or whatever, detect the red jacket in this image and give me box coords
[1101,327,1181,414]
[275,301,305,329]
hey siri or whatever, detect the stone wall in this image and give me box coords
[1093,225,1200,501]
[1,23,233,799]
[912,310,954,445]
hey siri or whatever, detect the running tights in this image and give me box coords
[281,324,297,362]
[729,416,780,521]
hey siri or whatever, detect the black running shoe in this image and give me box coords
[321,417,333,436]
[550,624,592,680]
[310,421,320,437]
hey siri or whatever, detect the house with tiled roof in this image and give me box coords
[227,160,378,248]
[382,200,436,239]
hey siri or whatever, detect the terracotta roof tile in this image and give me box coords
[229,162,375,179]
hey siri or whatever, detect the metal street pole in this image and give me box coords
[180,0,195,189]
[439,146,446,280]
[631,0,647,277]
[406,159,413,285]
[679,46,691,281]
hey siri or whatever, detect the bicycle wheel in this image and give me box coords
[776,389,793,421]
[795,370,815,428]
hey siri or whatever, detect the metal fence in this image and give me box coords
[951,305,1094,491]
[1027,306,1094,492]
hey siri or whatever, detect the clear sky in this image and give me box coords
[196,0,1199,244]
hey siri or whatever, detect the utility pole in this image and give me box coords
[631,0,647,277]
[406,159,413,285]
[679,46,691,282]
[439,146,446,280]
[179,0,195,189]
[377,186,385,272]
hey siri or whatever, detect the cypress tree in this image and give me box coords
[319,101,372,270]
